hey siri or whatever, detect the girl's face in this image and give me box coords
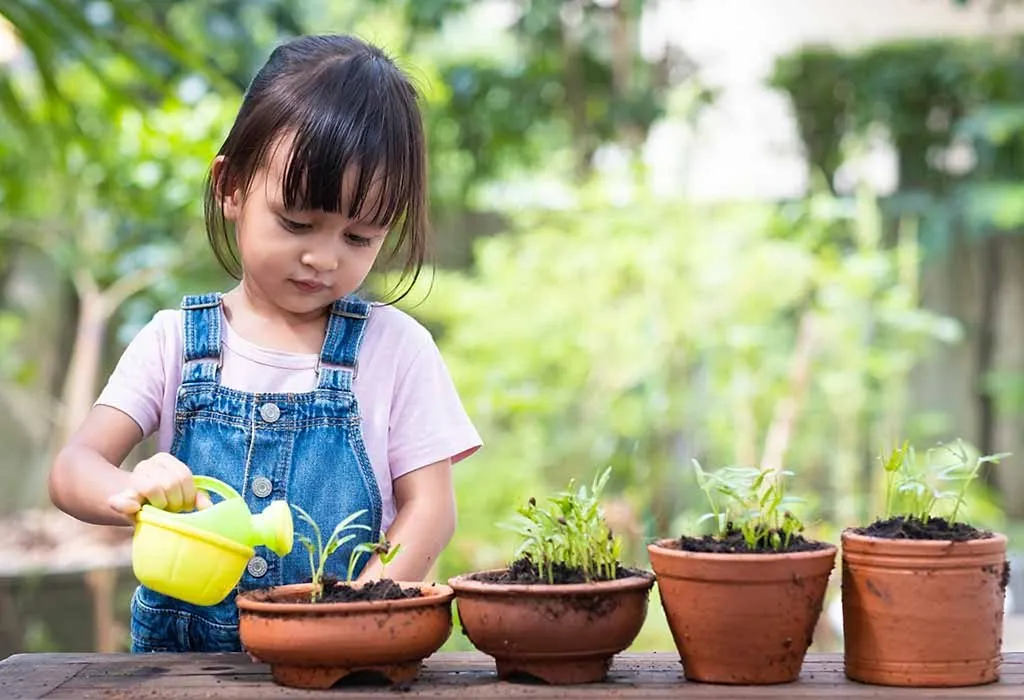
[218,140,390,317]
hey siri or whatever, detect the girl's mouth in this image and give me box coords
[291,279,327,293]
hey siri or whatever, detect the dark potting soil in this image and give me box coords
[675,527,829,554]
[318,577,422,602]
[852,515,992,541]
[472,557,644,584]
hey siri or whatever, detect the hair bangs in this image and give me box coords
[277,54,420,228]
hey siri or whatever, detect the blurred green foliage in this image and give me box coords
[0,0,1021,655]
[771,36,1024,246]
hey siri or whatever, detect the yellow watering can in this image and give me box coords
[132,475,293,606]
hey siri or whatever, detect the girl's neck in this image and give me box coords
[221,283,330,355]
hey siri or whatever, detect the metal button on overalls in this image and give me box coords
[247,556,268,578]
[260,402,280,423]
[252,476,272,498]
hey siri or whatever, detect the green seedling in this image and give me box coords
[693,461,805,552]
[292,505,400,602]
[348,532,402,582]
[506,466,622,584]
[879,439,1009,523]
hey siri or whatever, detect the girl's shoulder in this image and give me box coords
[139,308,185,352]
[364,303,436,351]
[359,304,448,386]
[127,308,183,349]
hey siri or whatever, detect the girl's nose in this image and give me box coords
[301,251,339,273]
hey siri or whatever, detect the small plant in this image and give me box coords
[507,466,622,583]
[292,506,400,602]
[348,533,402,582]
[878,439,1009,523]
[692,461,805,552]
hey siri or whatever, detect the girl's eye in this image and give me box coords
[345,232,373,248]
[279,216,312,233]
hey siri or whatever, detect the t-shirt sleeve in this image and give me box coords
[388,329,482,480]
[94,312,172,438]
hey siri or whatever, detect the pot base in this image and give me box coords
[495,656,612,684]
[845,657,1001,688]
[683,664,802,685]
[270,660,421,689]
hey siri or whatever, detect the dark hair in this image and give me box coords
[203,34,429,303]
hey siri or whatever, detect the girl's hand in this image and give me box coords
[107,453,213,516]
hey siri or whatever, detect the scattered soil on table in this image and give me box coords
[852,516,992,541]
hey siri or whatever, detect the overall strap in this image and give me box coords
[316,296,371,391]
[180,293,223,385]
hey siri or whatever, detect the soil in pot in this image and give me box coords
[472,557,642,584]
[317,577,422,602]
[852,515,990,541]
[449,564,655,685]
[842,524,1008,687]
[237,582,453,690]
[677,527,831,554]
[649,535,836,685]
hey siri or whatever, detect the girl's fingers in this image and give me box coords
[108,490,143,516]
[159,454,200,512]
[131,453,204,511]
[179,472,198,512]
[139,482,169,511]
[194,490,213,510]
[158,457,188,512]
[151,453,195,511]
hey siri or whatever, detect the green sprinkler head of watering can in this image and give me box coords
[131,475,293,605]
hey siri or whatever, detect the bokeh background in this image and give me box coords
[2,0,1024,655]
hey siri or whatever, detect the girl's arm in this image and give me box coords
[356,459,456,582]
[49,405,208,526]
[49,406,142,526]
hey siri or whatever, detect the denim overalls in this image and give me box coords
[130,292,382,652]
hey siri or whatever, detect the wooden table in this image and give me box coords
[0,651,1021,698]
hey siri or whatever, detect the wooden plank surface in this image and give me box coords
[0,652,1021,698]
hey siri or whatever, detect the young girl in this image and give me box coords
[48,34,481,653]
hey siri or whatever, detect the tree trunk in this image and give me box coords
[761,312,817,474]
[56,289,108,449]
[977,235,1000,458]
[20,286,110,508]
[991,235,1024,516]
[561,0,589,176]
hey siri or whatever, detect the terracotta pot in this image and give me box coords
[648,539,836,684]
[236,581,454,689]
[447,569,655,684]
[841,530,1008,687]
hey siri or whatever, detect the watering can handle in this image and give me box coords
[192,475,242,502]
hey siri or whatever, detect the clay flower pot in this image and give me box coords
[841,530,1008,687]
[648,539,836,684]
[236,581,454,689]
[448,569,656,684]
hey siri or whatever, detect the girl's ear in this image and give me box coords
[212,156,242,220]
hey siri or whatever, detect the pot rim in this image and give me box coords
[448,568,655,595]
[236,581,454,614]
[841,528,1007,549]
[648,537,837,563]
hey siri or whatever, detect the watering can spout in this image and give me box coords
[252,500,293,557]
